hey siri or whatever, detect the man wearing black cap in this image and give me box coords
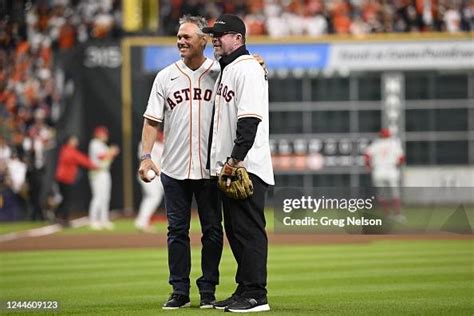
[204,14,274,313]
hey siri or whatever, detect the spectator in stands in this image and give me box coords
[460,0,474,31]
[0,136,11,161]
[6,150,28,200]
[264,0,289,37]
[92,8,115,39]
[23,108,54,221]
[284,1,306,35]
[245,1,266,35]
[350,15,371,35]
[58,18,76,50]
[330,0,353,34]
[55,135,97,227]
[304,0,329,36]
[0,158,20,221]
[443,4,462,32]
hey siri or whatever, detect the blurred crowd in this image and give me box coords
[1,0,473,221]
[161,0,474,36]
[0,0,121,220]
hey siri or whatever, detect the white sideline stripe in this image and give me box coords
[0,217,90,243]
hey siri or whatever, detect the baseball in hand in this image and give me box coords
[146,170,156,181]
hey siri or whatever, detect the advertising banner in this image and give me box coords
[144,43,330,72]
[143,39,474,72]
[328,40,474,71]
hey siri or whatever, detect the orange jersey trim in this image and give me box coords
[237,113,263,120]
[174,63,193,178]
[197,61,215,178]
[143,113,163,122]
[233,57,256,65]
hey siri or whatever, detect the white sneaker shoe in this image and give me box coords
[90,222,102,230]
[102,222,114,230]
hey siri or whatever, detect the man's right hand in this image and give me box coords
[138,159,160,183]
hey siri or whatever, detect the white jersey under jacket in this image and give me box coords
[209,55,274,185]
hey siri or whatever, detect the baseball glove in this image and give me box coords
[218,163,253,199]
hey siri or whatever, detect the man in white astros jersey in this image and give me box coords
[138,15,223,310]
[364,128,406,223]
[203,14,274,313]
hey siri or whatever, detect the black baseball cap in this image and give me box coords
[202,14,246,36]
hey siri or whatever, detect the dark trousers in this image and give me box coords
[161,172,223,296]
[55,182,74,222]
[28,168,45,221]
[220,173,269,299]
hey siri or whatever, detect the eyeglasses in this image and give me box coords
[210,32,239,38]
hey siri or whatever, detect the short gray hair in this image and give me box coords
[179,15,208,36]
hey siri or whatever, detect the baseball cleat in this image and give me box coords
[162,294,190,310]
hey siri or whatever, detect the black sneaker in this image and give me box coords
[162,293,190,310]
[224,296,270,313]
[213,294,240,310]
[200,293,216,309]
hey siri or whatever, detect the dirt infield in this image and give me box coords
[1,232,472,252]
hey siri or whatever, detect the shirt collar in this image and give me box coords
[219,45,249,70]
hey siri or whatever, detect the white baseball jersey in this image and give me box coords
[88,137,113,226]
[89,138,112,173]
[365,137,404,181]
[144,58,220,180]
[209,55,274,185]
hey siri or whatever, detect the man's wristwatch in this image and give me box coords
[140,153,152,161]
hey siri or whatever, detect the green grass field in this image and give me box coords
[1,240,473,315]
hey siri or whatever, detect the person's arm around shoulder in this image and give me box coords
[252,53,268,77]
